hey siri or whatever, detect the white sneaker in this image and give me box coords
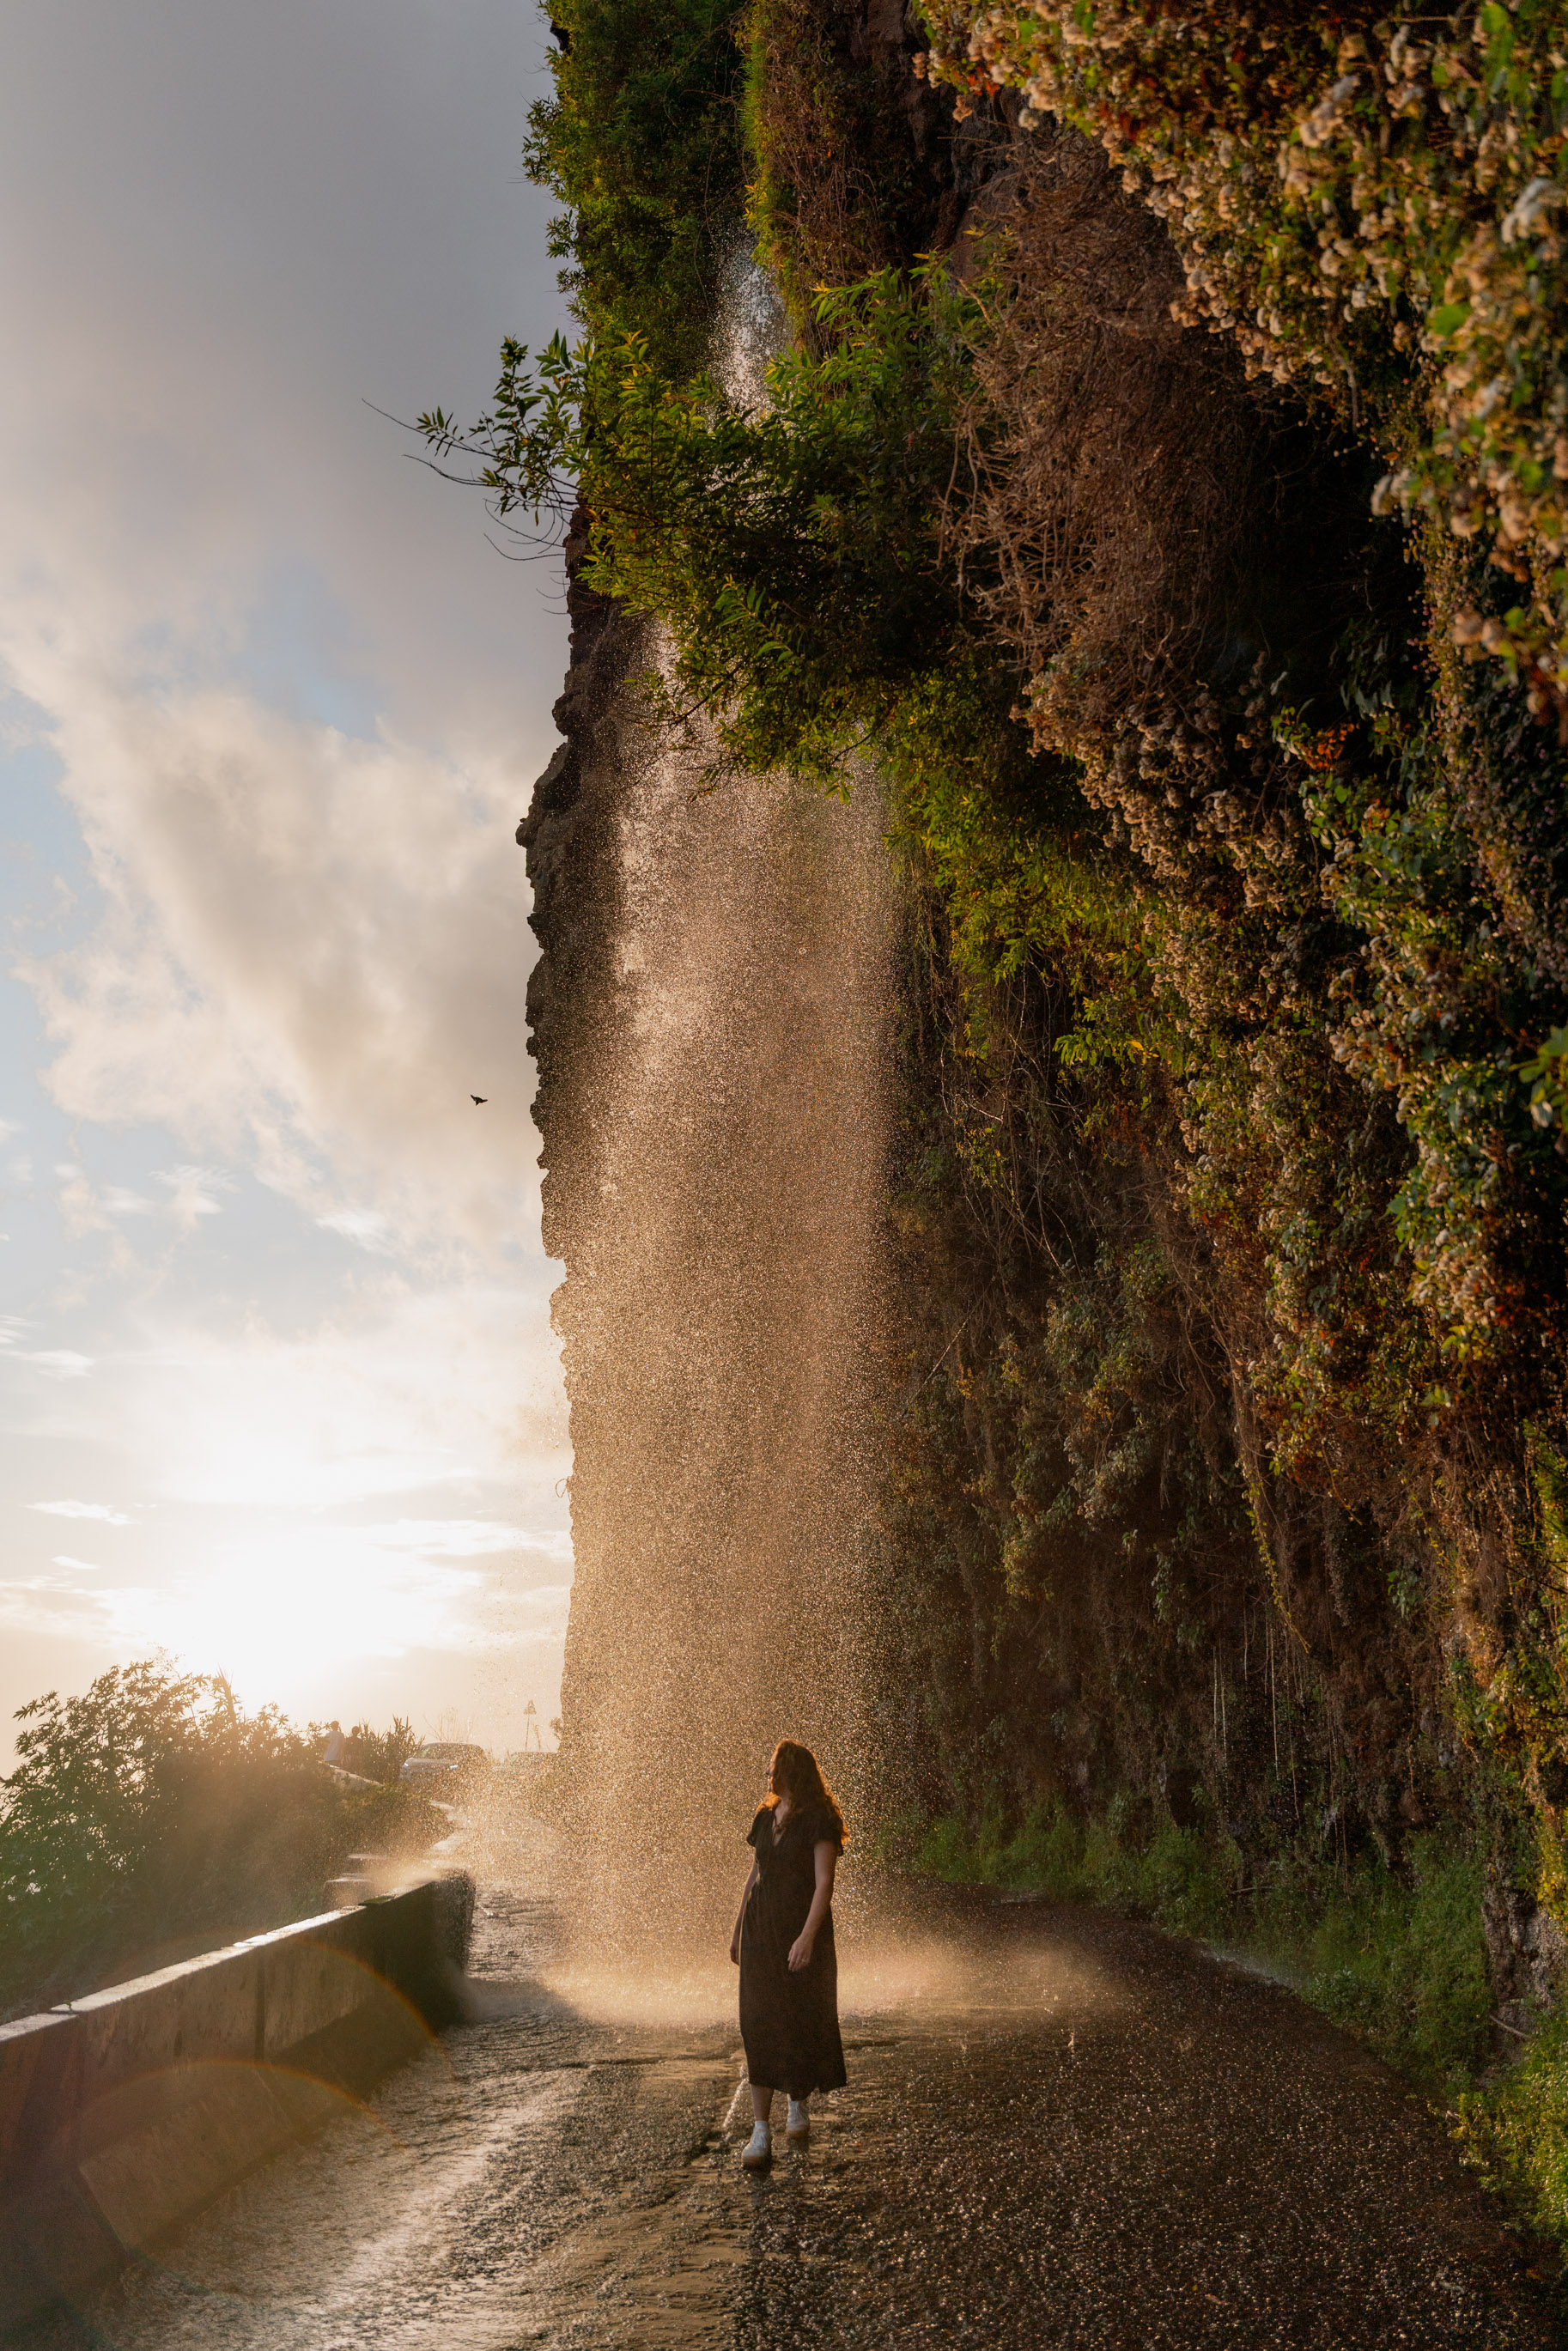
[786,2099,810,2141]
[741,2120,772,2170]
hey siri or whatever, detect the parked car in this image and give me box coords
[399,1742,490,1801]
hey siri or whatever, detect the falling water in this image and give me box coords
[527,260,893,1939]
[710,243,788,412]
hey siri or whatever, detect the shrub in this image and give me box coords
[0,1661,438,2019]
[921,1797,1240,1934]
[919,0,1568,714]
[420,265,1030,797]
[1263,1841,1493,2093]
[921,1801,1488,2087]
[339,1714,418,1783]
[741,0,953,332]
[1458,2009,1568,2242]
[524,0,745,375]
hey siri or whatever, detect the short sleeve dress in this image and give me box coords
[738,1801,848,2098]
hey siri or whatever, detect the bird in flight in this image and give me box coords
[471,1094,489,1106]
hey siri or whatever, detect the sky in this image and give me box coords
[0,0,575,1762]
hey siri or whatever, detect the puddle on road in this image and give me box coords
[27,2042,738,2351]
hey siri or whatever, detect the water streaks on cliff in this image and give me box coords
[524,560,892,1920]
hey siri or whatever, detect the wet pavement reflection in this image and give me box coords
[9,1861,1559,2349]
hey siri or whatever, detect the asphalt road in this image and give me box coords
[11,1867,1559,2350]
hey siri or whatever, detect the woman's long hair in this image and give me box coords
[764,1740,848,1846]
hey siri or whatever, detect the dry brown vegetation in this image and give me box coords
[744,0,973,329]
[943,131,1297,749]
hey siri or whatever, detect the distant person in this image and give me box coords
[729,1739,848,2170]
[322,1722,344,1767]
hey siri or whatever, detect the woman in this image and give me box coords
[729,1739,848,2169]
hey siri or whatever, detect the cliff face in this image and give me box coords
[521,526,893,1926]
[516,0,1568,2070]
[520,526,632,1297]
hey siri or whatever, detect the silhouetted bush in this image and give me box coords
[0,1661,439,2020]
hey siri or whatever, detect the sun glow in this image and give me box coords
[103,1524,572,1711]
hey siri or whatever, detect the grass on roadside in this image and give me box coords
[909,1800,1493,2090]
[914,1797,1568,2269]
[1457,2012,1568,2248]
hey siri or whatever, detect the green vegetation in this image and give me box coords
[909,1802,1241,1942]
[0,1661,437,2020]
[1461,2009,1568,2245]
[920,0,1568,705]
[522,0,744,374]
[421,265,1039,799]
[907,1804,1495,2093]
[741,0,962,331]
[331,1713,420,1784]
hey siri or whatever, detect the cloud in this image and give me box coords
[157,1166,230,1230]
[15,681,544,1270]
[52,1554,103,1573]
[0,1579,119,1637]
[0,0,576,1748]
[55,1168,160,1234]
[317,1207,396,1254]
[0,1280,568,1514]
[30,1500,131,1524]
[101,1188,155,1217]
[46,1160,230,1244]
[0,3,569,1283]
[512,1580,573,1611]
[0,1326,94,1381]
[92,1526,573,1697]
[355,1522,574,1564]
[368,1519,533,1557]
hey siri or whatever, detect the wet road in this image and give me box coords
[11,1871,1559,2349]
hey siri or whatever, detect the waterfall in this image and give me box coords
[524,262,894,1938]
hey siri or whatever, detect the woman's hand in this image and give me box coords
[787,1841,836,1971]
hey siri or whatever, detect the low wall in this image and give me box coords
[0,1874,473,2334]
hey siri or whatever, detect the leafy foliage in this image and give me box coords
[523,0,745,376]
[486,0,1568,2241]
[480,25,1568,1848]
[916,1800,1492,2093]
[337,1714,418,1783]
[421,265,1036,796]
[0,1661,437,2019]
[741,0,961,332]
[1459,2004,1568,2242]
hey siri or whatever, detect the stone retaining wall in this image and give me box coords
[0,1874,473,2333]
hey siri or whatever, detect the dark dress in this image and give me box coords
[739,1801,848,2097]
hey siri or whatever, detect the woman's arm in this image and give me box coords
[729,1857,759,1965]
[787,1842,838,1972]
